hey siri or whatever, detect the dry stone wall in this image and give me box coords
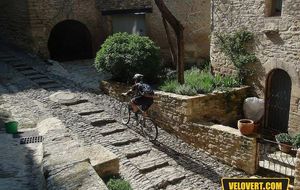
[211,0,300,134]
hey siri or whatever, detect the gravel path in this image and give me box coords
[0,45,248,190]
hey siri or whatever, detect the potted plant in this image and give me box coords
[238,119,255,135]
[275,133,293,153]
[293,134,300,149]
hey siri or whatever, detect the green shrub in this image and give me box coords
[293,134,300,148]
[216,30,257,83]
[275,133,293,144]
[160,80,178,92]
[159,68,240,96]
[174,84,197,96]
[94,32,162,83]
[107,178,132,190]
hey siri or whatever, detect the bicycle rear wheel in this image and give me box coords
[120,103,130,125]
[141,117,158,141]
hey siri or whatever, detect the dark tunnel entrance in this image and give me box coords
[48,20,93,62]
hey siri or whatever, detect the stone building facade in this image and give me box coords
[0,0,211,64]
[0,0,109,61]
[210,0,300,135]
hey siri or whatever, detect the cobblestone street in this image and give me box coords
[0,45,248,189]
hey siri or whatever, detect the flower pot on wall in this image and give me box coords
[238,119,254,135]
[277,143,292,154]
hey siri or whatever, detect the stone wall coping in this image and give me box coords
[155,86,249,100]
[192,123,257,140]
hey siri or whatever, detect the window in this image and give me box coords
[112,14,146,36]
[265,0,282,17]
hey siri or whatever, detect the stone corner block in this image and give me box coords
[86,144,120,177]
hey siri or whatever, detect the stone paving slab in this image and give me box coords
[130,150,170,173]
[83,112,116,126]
[118,142,152,158]
[145,166,186,189]
[68,102,104,115]
[49,91,87,106]
[46,160,108,190]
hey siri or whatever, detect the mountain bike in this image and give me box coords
[120,94,158,141]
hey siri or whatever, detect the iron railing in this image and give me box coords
[258,138,296,177]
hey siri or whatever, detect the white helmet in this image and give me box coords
[133,73,144,81]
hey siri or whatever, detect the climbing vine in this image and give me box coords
[216,30,257,83]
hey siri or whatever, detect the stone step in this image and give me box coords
[68,102,104,115]
[21,70,40,76]
[130,151,169,173]
[0,55,15,59]
[12,63,27,67]
[39,83,62,90]
[145,167,186,189]
[83,112,116,126]
[15,66,33,71]
[28,75,49,80]
[103,131,140,146]
[2,58,22,62]
[118,142,152,158]
[97,123,127,136]
[32,78,56,86]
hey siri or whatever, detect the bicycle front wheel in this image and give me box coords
[141,117,158,141]
[120,103,130,125]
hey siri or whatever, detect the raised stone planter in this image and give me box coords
[101,80,250,127]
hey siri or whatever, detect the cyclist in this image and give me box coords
[122,74,154,117]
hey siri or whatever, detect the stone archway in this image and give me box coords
[264,69,292,136]
[48,20,93,61]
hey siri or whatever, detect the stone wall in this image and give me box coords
[294,149,300,190]
[146,0,211,64]
[177,123,258,175]
[151,87,249,131]
[97,0,152,11]
[0,0,33,51]
[0,0,211,64]
[100,81,257,174]
[0,0,109,58]
[210,0,300,134]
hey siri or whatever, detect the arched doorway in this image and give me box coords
[264,69,292,136]
[48,20,93,61]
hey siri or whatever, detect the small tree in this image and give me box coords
[94,33,162,83]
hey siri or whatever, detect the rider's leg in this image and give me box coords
[130,100,139,113]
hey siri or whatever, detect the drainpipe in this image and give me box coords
[211,0,214,33]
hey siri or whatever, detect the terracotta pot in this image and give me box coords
[238,119,254,135]
[276,141,292,154]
